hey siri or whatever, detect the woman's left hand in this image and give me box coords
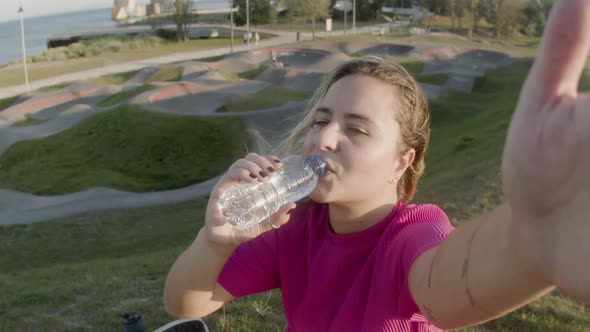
[502,0,590,304]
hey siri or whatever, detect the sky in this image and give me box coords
[0,1,148,23]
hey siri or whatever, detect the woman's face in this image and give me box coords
[303,74,413,205]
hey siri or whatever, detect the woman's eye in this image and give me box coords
[348,128,367,135]
[313,120,329,127]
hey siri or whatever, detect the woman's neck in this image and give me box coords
[328,198,399,235]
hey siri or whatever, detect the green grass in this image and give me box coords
[320,33,540,58]
[259,18,388,33]
[0,38,236,88]
[385,56,424,76]
[2,58,590,331]
[410,60,540,222]
[0,104,248,195]
[0,95,20,112]
[238,64,269,80]
[217,86,312,113]
[217,70,240,81]
[147,66,183,83]
[35,82,71,93]
[11,117,45,127]
[196,54,226,62]
[416,73,449,85]
[90,70,140,85]
[98,84,154,107]
[0,193,588,330]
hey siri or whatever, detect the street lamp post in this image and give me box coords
[229,0,234,53]
[246,0,250,48]
[344,1,347,37]
[352,0,356,35]
[18,5,29,93]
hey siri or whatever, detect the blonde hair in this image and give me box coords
[273,56,430,203]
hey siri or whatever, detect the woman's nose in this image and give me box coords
[316,122,339,152]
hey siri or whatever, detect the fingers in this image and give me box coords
[523,0,590,105]
[222,154,282,181]
[244,153,283,179]
[212,153,283,196]
[269,203,297,228]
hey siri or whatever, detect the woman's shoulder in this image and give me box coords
[394,202,451,227]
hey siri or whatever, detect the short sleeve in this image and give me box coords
[396,204,455,317]
[217,228,280,298]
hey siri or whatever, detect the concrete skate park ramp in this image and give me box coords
[126,66,160,85]
[181,62,212,81]
[420,49,513,93]
[422,49,513,77]
[357,44,414,57]
[141,80,270,115]
[456,49,512,65]
[0,40,517,225]
[256,68,324,92]
[224,48,330,68]
[272,48,330,67]
[0,83,119,124]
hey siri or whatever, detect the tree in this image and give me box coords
[448,0,456,29]
[484,0,527,37]
[233,0,276,26]
[286,0,330,40]
[174,0,193,42]
[519,0,555,36]
[455,0,467,30]
[467,0,479,37]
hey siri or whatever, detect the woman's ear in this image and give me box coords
[394,148,415,178]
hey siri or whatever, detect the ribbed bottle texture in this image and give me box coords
[218,155,326,230]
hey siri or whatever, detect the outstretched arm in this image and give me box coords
[410,0,590,329]
[409,205,553,330]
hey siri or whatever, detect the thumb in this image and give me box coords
[269,203,297,228]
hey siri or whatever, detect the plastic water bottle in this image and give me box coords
[218,155,326,230]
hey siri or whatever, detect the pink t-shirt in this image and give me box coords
[218,200,455,331]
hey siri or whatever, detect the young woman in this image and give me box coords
[163,1,590,330]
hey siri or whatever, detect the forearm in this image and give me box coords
[410,205,555,329]
[163,228,235,318]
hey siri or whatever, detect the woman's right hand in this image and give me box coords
[202,153,296,252]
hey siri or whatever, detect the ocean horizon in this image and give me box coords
[0,8,117,67]
[0,1,232,67]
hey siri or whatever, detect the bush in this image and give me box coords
[69,43,88,57]
[155,28,177,41]
[17,35,169,64]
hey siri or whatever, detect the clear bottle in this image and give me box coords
[218,155,326,230]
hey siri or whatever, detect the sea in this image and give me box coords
[0,8,117,67]
[0,1,231,67]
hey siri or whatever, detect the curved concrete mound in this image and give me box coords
[0,40,517,225]
[0,83,119,125]
[357,43,415,57]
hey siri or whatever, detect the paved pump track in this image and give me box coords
[0,40,514,225]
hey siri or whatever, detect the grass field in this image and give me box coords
[0,38,235,88]
[11,117,46,127]
[1,59,589,331]
[320,33,540,58]
[97,84,154,107]
[237,64,269,80]
[0,104,248,195]
[1,25,589,331]
[35,82,72,93]
[0,95,21,112]
[216,86,312,112]
[146,66,183,83]
[90,70,140,85]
